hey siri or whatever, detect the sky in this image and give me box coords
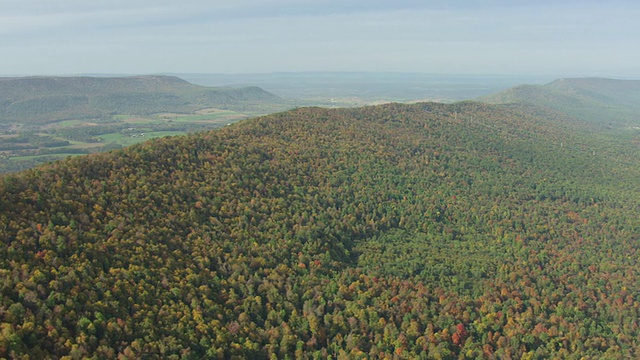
[1,0,639,77]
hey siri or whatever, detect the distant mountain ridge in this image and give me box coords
[0,75,286,124]
[480,77,640,127]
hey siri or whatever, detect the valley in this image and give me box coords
[0,75,291,173]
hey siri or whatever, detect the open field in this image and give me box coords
[98,131,186,146]
[8,153,81,161]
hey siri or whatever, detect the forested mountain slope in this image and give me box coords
[0,75,286,124]
[0,102,638,358]
[480,77,640,128]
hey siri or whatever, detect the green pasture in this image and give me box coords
[52,120,86,127]
[98,131,185,146]
[174,111,245,122]
[1,111,250,173]
[9,153,82,161]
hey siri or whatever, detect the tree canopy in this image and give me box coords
[0,102,638,359]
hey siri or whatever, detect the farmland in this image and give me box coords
[0,75,291,173]
[0,109,250,173]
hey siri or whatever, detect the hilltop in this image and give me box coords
[0,102,638,358]
[0,75,286,124]
[480,77,640,128]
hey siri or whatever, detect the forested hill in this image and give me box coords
[0,75,286,124]
[1,102,639,358]
[480,77,640,128]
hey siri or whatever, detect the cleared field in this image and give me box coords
[117,117,158,124]
[65,141,106,149]
[9,153,81,161]
[54,119,87,127]
[98,131,185,146]
[175,113,239,122]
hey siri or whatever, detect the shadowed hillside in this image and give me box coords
[480,77,640,128]
[0,102,638,358]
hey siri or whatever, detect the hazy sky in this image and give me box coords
[2,0,639,77]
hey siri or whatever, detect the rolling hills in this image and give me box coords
[1,101,638,358]
[480,77,640,128]
[0,75,286,124]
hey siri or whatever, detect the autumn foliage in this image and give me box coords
[0,102,638,358]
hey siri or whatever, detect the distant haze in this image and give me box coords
[176,72,554,102]
[1,0,639,78]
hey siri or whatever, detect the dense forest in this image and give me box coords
[0,101,639,358]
